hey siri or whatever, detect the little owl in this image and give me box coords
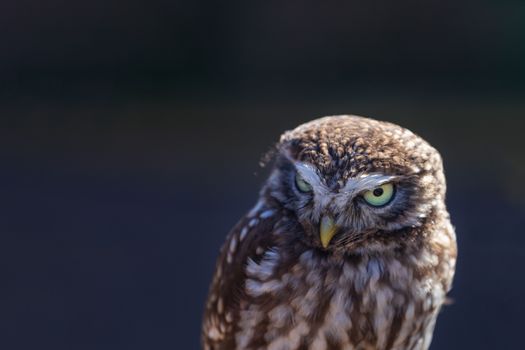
[202,115,457,350]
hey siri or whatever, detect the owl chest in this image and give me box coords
[241,250,443,350]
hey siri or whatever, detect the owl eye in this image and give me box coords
[363,183,395,207]
[295,173,313,193]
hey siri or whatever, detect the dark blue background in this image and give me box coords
[1,1,524,349]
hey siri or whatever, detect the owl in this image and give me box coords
[202,115,457,350]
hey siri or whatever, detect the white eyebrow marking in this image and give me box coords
[284,146,401,216]
[332,173,399,213]
[293,156,397,197]
[341,173,398,195]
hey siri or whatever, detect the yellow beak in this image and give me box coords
[320,215,338,248]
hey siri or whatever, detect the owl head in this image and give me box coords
[264,115,446,255]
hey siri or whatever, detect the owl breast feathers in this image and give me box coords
[202,115,457,350]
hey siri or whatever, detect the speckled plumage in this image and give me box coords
[202,115,457,350]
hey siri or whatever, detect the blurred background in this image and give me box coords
[1,1,524,349]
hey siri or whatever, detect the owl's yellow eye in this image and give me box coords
[363,183,395,207]
[295,173,313,193]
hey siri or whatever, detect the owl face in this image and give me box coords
[265,115,445,254]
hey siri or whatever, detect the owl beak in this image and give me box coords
[320,215,338,248]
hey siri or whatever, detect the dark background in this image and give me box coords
[1,1,524,349]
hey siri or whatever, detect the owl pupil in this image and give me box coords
[373,188,384,197]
